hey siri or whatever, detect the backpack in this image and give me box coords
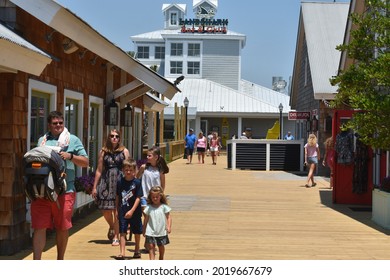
[23,146,67,202]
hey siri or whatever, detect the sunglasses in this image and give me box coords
[51,121,63,125]
[110,134,119,139]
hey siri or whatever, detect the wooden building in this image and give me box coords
[0,0,179,255]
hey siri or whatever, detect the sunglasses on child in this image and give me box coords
[110,134,119,139]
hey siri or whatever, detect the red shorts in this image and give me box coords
[31,192,75,230]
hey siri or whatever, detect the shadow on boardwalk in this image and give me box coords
[3,155,390,260]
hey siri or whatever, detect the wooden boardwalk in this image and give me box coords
[4,155,390,260]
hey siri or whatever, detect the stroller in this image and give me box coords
[23,146,67,202]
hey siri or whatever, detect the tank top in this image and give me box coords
[197,136,207,148]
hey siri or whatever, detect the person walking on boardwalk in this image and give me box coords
[184,128,196,164]
[137,146,169,199]
[143,186,172,260]
[92,129,130,246]
[31,111,89,260]
[195,131,207,164]
[115,159,143,259]
[210,132,220,165]
[304,133,320,188]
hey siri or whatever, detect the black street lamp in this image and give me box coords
[279,103,283,139]
[184,97,189,134]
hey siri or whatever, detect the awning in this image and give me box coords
[143,92,169,112]
[0,23,52,75]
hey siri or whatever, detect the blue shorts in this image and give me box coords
[118,214,143,234]
[307,156,318,164]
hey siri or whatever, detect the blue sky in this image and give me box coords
[56,0,349,89]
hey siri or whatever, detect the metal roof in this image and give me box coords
[301,2,349,95]
[163,78,290,117]
[0,23,51,58]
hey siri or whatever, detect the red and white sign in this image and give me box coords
[288,111,310,120]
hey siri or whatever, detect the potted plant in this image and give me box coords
[372,176,390,229]
[74,172,95,209]
[75,172,95,195]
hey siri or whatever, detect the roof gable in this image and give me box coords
[302,2,349,97]
[162,4,186,14]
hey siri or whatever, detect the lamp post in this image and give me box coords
[184,97,189,135]
[278,103,283,139]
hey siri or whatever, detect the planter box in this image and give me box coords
[74,192,94,209]
[372,189,390,229]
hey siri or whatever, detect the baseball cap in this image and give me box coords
[189,128,194,132]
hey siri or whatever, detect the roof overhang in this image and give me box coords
[314,92,337,101]
[10,0,180,99]
[0,24,52,75]
[143,92,169,112]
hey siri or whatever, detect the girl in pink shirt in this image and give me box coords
[304,134,321,188]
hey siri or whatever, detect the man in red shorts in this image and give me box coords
[31,111,89,260]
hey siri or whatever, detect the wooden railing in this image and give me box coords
[142,140,185,162]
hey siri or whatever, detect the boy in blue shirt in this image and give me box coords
[115,159,143,259]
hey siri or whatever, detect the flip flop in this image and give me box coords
[132,252,141,259]
[115,255,124,260]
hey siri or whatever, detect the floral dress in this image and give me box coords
[96,151,125,210]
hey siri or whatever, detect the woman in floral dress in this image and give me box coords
[92,129,130,246]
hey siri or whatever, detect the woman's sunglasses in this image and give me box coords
[110,134,119,139]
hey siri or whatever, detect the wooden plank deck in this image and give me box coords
[4,155,390,260]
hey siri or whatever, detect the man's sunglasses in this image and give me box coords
[51,121,63,125]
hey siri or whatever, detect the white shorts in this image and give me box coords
[210,146,218,152]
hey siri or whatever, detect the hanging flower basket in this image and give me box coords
[74,172,95,195]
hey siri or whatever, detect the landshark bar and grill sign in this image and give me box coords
[180,5,228,34]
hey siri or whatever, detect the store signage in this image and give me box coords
[288,111,310,120]
[179,19,228,34]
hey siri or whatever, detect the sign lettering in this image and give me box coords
[288,111,311,120]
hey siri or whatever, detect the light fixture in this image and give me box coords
[184,97,189,132]
[306,117,311,132]
[62,38,79,54]
[120,103,132,127]
[90,56,98,65]
[174,75,185,86]
[78,49,88,59]
[45,30,58,43]
[312,115,318,132]
[278,103,283,139]
[105,99,118,126]
[183,97,189,159]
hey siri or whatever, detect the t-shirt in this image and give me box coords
[185,133,196,149]
[38,133,88,192]
[117,177,143,217]
[144,204,171,237]
[141,165,161,199]
[305,143,319,157]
